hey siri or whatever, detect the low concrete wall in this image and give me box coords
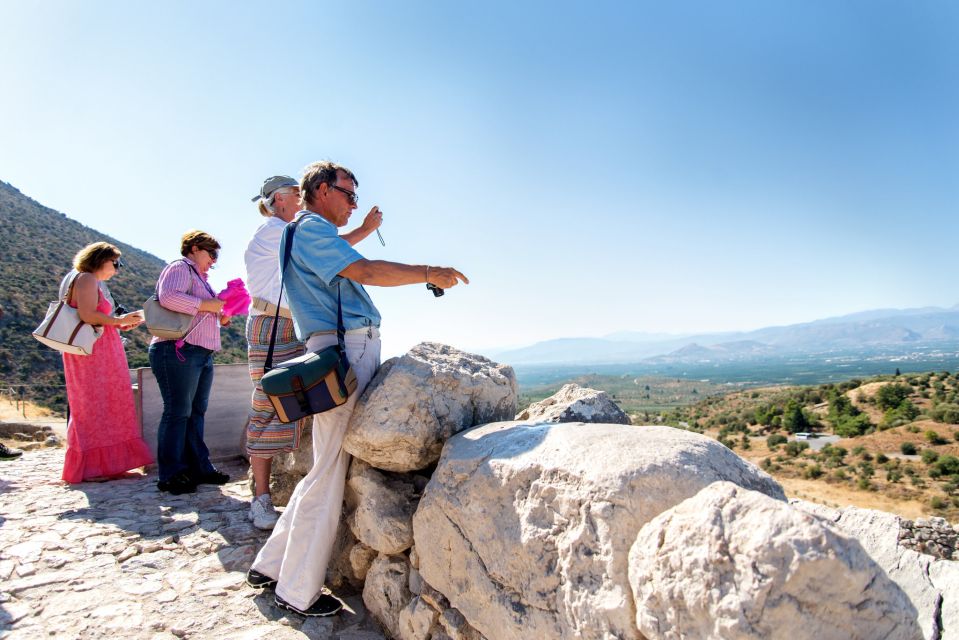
[135,363,252,463]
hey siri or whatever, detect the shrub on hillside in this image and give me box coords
[929,403,959,424]
[900,442,918,456]
[925,430,947,445]
[766,434,787,449]
[921,449,940,465]
[932,455,959,477]
[876,383,913,411]
[881,400,920,429]
[784,441,809,457]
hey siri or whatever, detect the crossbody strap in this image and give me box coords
[154,259,216,298]
[62,271,82,304]
[265,215,346,372]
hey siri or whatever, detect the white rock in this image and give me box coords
[344,343,518,471]
[397,596,438,640]
[350,543,378,581]
[413,422,784,640]
[794,500,959,640]
[363,554,412,638]
[346,459,417,554]
[630,482,921,640]
[436,607,485,640]
[516,383,630,424]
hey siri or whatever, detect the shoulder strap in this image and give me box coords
[265,215,346,372]
[62,271,82,304]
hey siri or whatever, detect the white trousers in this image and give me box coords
[251,327,381,609]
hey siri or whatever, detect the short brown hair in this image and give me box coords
[180,230,221,257]
[73,242,121,273]
[300,161,358,207]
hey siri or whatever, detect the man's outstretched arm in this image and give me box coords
[339,259,469,289]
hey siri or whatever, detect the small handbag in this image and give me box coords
[259,217,358,423]
[32,272,103,356]
[143,260,208,339]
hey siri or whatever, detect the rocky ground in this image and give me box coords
[0,449,386,640]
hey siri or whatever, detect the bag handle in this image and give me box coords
[264,215,346,372]
[61,270,82,305]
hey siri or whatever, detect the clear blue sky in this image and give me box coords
[1,1,956,358]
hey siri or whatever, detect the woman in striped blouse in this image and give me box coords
[149,230,230,495]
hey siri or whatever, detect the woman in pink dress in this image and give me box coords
[61,242,154,483]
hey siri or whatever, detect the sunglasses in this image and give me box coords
[330,184,358,205]
[112,259,123,269]
[204,248,219,260]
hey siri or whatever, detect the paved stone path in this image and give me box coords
[0,449,386,640]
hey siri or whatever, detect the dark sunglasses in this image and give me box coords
[112,259,123,269]
[204,248,219,260]
[330,184,358,205]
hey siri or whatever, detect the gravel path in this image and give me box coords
[0,449,386,639]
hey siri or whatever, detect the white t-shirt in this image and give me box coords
[244,216,286,313]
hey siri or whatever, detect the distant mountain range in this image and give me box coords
[0,180,247,410]
[491,306,959,366]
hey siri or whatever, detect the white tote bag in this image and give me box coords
[32,273,102,356]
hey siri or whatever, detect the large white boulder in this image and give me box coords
[344,343,518,472]
[795,500,959,640]
[630,482,921,640]
[362,554,412,639]
[516,383,630,424]
[412,422,785,640]
[345,459,419,554]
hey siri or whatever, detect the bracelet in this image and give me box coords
[425,266,430,284]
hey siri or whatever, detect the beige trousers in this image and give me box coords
[251,327,381,609]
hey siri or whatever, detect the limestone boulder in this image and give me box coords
[795,500,959,640]
[344,342,518,472]
[630,481,920,640]
[516,383,630,424]
[397,596,439,640]
[345,459,420,554]
[413,422,784,640]
[363,554,412,639]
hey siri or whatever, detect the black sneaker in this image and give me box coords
[246,569,277,589]
[157,472,197,495]
[275,593,343,617]
[0,442,23,460]
[194,469,229,485]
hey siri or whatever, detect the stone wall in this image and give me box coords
[899,517,958,561]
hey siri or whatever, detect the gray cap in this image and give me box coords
[252,175,298,202]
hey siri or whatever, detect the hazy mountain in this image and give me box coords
[0,180,247,410]
[494,307,959,365]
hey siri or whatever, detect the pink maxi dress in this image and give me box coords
[61,289,154,483]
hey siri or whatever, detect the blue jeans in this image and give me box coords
[148,341,217,482]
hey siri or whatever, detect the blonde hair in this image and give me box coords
[179,230,221,257]
[73,242,120,273]
[258,201,272,217]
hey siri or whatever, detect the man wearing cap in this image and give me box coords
[244,175,382,530]
[246,161,468,618]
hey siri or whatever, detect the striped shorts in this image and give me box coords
[245,314,310,457]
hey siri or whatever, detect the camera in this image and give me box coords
[426,283,444,297]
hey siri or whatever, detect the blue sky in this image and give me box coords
[1,1,956,358]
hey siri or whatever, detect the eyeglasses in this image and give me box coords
[330,184,358,205]
[112,259,123,269]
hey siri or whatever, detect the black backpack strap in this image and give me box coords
[265,215,349,373]
[265,218,299,372]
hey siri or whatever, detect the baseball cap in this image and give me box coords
[252,175,299,202]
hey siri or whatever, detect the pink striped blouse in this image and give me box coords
[150,258,222,351]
